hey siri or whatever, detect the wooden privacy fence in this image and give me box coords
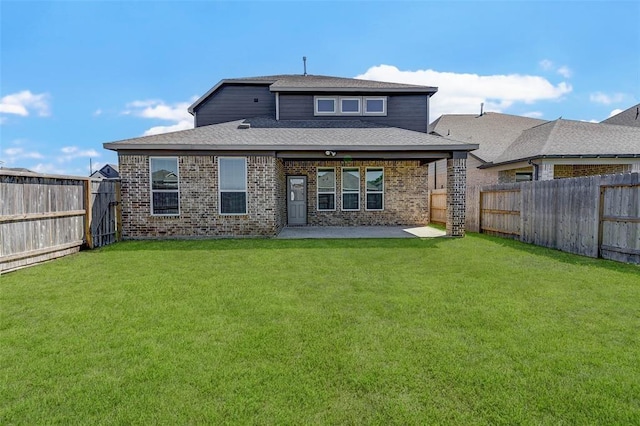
[468,173,639,264]
[429,189,447,224]
[1,171,121,273]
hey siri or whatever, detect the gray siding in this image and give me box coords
[194,85,276,127]
[278,94,428,133]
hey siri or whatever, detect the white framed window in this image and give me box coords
[366,167,384,211]
[340,97,361,114]
[314,97,336,115]
[219,157,247,215]
[364,97,387,115]
[314,96,387,116]
[317,168,336,211]
[150,157,180,216]
[341,167,360,211]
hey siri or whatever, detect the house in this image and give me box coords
[429,109,640,186]
[104,74,478,238]
[90,163,120,180]
[481,118,640,180]
[429,112,546,188]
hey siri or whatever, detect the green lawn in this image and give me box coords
[2,234,639,424]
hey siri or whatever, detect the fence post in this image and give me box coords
[116,181,122,242]
[84,179,93,249]
[597,186,605,259]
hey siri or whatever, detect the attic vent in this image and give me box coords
[238,123,251,129]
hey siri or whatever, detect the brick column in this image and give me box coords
[446,152,467,237]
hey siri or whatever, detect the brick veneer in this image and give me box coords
[118,155,431,238]
[282,159,429,226]
[554,164,630,178]
[118,154,282,238]
[446,157,466,237]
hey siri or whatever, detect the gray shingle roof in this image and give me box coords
[104,118,477,152]
[188,74,437,114]
[429,112,547,163]
[489,119,640,166]
[601,103,640,127]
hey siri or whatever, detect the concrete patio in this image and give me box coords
[276,225,446,239]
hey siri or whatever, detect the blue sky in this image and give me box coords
[1,1,639,176]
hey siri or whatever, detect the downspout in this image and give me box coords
[528,159,539,180]
[426,94,430,132]
[275,92,280,121]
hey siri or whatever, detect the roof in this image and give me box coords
[188,74,438,114]
[429,112,547,163]
[601,103,640,127]
[486,119,640,166]
[104,118,477,153]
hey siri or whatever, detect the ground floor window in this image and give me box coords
[150,157,179,215]
[515,172,533,182]
[341,167,360,210]
[219,157,247,214]
[317,168,336,211]
[366,167,384,210]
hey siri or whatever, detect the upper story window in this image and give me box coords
[314,96,387,116]
[340,98,361,114]
[365,97,387,115]
[150,157,179,216]
[315,98,336,114]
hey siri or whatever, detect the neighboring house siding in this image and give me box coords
[194,85,276,127]
[118,154,281,238]
[283,159,429,226]
[554,164,630,178]
[278,94,428,133]
[466,156,499,187]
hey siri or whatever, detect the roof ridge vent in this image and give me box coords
[238,122,251,129]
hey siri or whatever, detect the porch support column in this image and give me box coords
[446,152,467,237]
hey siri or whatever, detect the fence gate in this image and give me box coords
[430,189,447,224]
[598,183,640,263]
[88,180,121,248]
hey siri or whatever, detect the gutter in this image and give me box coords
[478,154,640,169]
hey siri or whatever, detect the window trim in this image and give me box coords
[149,156,180,216]
[317,167,336,211]
[218,156,248,216]
[365,167,385,211]
[341,167,360,211]
[364,97,387,116]
[314,97,337,115]
[339,97,361,115]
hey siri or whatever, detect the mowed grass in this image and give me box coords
[1,234,639,425]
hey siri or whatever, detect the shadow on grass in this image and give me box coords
[467,232,640,276]
[95,237,448,253]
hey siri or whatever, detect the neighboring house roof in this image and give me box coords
[188,74,438,114]
[0,167,35,173]
[429,112,547,163]
[90,163,120,179]
[104,118,477,153]
[601,103,640,127]
[485,119,640,167]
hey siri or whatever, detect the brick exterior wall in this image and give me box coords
[119,155,431,238]
[554,164,630,178]
[498,167,535,183]
[283,160,429,226]
[446,157,466,237]
[118,154,282,238]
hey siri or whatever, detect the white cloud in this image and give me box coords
[590,92,626,105]
[31,163,65,175]
[0,90,51,118]
[1,147,44,166]
[539,59,554,71]
[523,111,544,118]
[93,109,103,116]
[608,108,623,117]
[556,66,572,78]
[124,98,195,135]
[59,146,100,162]
[356,65,572,120]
